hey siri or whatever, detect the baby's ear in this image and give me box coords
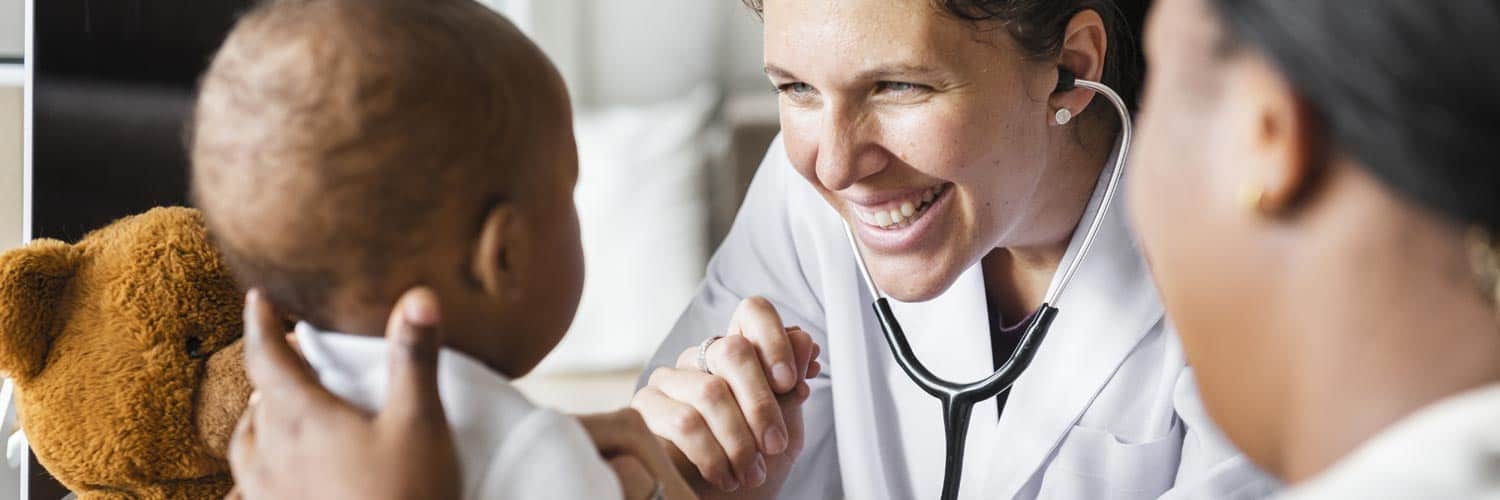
[0,240,78,381]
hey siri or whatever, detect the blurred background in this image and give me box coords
[0,0,780,495]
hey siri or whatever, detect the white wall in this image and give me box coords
[723,4,768,95]
[581,0,766,105]
[499,0,766,109]
[0,86,17,252]
[0,0,20,253]
[0,5,20,497]
[0,0,20,57]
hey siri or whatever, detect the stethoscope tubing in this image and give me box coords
[840,74,1133,500]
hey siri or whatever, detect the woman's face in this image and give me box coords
[1131,0,1290,468]
[762,0,1070,301]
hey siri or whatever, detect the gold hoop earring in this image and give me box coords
[1464,227,1499,305]
[1239,183,1268,213]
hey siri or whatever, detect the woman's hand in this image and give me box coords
[227,288,461,500]
[578,409,698,500]
[631,297,821,498]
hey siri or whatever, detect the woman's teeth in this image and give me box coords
[856,185,944,230]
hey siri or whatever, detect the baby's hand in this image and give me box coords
[579,409,697,500]
[784,326,822,386]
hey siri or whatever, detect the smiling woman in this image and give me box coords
[633,1,1278,499]
[753,0,1137,307]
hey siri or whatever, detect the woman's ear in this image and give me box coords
[1236,56,1323,215]
[1050,9,1109,119]
[471,203,525,300]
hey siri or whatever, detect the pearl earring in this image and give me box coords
[1054,108,1073,125]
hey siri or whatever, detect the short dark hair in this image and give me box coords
[191,0,564,325]
[1209,0,1500,232]
[740,0,1149,111]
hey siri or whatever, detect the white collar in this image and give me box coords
[1281,384,1500,498]
[293,322,522,412]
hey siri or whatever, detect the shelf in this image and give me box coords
[0,62,20,87]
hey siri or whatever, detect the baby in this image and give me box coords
[190,0,613,497]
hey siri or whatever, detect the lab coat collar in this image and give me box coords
[875,147,1163,498]
[985,152,1165,496]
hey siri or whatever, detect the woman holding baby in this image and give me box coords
[228,0,1500,498]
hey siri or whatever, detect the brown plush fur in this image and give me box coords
[0,207,251,499]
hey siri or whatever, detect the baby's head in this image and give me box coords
[191,0,582,377]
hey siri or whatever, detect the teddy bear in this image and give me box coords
[0,206,251,499]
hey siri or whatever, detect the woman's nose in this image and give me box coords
[814,105,887,191]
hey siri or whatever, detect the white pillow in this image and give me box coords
[532,86,720,374]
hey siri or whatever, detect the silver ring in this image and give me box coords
[696,335,723,375]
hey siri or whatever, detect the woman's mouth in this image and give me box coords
[851,183,951,230]
[845,183,954,253]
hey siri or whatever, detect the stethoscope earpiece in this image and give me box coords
[1056,68,1078,92]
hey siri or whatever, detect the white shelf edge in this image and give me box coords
[0,62,20,87]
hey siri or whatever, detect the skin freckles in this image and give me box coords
[762,0,1110,309]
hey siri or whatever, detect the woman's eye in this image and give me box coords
[876,81,932,96]
[776,82,816,98]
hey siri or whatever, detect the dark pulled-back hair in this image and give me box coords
[1209,1,1500,232]
[1209,1,1500,302]
[741,0,1149,111]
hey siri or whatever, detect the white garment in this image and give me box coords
[1278,384,1500,499]
[642,135,1281,499]
[295,324,622,500]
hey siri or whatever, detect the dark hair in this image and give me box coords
[191,0,560,326]
[1209,1,1500,231]
[741,0,1149,111]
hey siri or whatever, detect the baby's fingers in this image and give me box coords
[786,327,819,379]
[609,455,655,500]
[379,287,448,428]
[730,298,799,393]
[242,290,319,403]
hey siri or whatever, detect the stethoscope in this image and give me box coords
[840,69,1132,500]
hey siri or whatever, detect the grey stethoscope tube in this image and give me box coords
[840,70,1133,500]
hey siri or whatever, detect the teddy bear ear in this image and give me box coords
[0,239,78,381]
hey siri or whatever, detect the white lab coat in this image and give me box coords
[644,136,1280,499]
[1276,384,1500,499]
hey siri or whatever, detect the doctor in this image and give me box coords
[630,0,1275,498]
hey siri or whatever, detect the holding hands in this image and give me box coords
[633,298,822,498]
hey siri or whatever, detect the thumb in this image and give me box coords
[379,287,448,426]
[243,289,320,401]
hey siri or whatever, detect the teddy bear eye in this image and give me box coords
[185,336,209,359]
